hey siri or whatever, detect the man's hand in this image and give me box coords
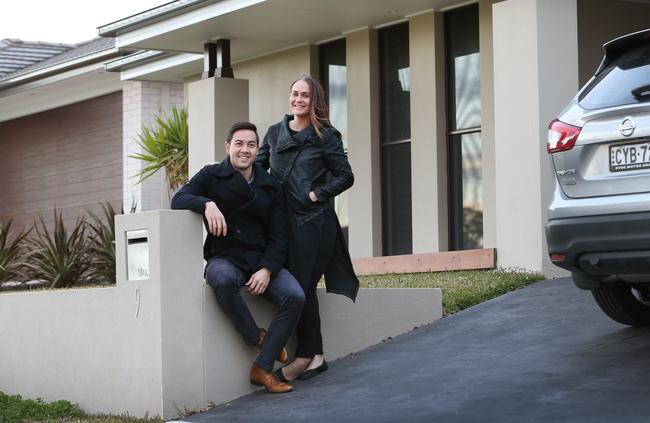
[246,267,271,295]
[205,201,227,236]
[309,191,319,202]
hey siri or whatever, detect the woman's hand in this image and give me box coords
[205,201,227,236]
[309,191,319,202]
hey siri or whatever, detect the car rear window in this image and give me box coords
[579,43,650,110]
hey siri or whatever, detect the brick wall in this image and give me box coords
[122,81,185,212]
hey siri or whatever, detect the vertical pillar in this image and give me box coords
[409,11,448,253]
[187,78,249,177]
[122,81,184,212]
[479,0,497,249]
[492,0,578,272]
[345,28,382,258]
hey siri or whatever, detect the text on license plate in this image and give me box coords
[609,141,650,172]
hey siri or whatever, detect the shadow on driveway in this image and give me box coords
[179,278,650,423]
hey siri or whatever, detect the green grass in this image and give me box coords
[0,391,163,423]
[356,269,545,316]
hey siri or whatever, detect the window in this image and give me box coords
[319,39,349,243]
[445,4,483,251]
[379,22,412,256]
[579,44,650,110]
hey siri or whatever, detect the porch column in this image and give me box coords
[492,0,578,273]
[409,11,448,253]
[187,78,249,177]
[346,28,382,258]
[479,0,497,249]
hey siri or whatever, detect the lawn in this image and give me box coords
[357,269,545,316]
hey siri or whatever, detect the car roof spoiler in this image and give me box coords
[595,28,650,76]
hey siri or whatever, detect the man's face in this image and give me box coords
[225,129,258,172]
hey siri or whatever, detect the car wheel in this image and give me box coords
[591,283,650,326]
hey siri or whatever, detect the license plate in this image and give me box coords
[609,141,650,172]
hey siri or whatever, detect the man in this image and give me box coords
[171,121,304,393]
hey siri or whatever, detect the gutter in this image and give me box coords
[0,47,122,90]
[104,50,173,72]
[98,0,221,37]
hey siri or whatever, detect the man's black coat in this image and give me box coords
[171,157,288,275]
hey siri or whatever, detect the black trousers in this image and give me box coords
[287,210,337,358]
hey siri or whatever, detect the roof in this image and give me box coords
[98,0,218,37]
[0,39,74,76]
[0,37,117,84]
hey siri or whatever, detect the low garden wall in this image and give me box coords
[0,210,442,419]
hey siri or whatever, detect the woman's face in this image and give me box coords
[290,79,311,117]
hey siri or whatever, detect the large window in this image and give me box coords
[379,22,412,256]
[445,4,483,251]
[319,39,349,242]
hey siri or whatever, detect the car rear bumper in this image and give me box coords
[546,211,650,279]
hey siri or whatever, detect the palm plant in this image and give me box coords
[129,106,189,191]
[0,219,31,283]
[24,210,90,289]
[86,203,117,284]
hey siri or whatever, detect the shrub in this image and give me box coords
[129,106,189,192]
[24,210,90,289]
[86,202,117,284]
[0,219,30,283]
[0,391,84,422]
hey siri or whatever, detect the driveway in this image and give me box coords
[179,278,650,423]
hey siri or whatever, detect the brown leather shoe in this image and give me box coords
[257,328,289,363]
[250,364,293,393]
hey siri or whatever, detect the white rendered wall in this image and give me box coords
[0,209,442,419]
[122,81,184,212]
[492,0,578,274]
[187,77,249,176]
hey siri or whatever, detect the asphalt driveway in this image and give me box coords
[179,278,650,423]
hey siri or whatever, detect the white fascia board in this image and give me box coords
[0,48,119,86]
[121,53,202,81]
[116,0,266,49]
[0,64,122,122]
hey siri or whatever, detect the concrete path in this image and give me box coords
[179,279,650,423]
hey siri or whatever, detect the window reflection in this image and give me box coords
[461,133,483,249]
[454,53,481,129]
[328,64,349,232]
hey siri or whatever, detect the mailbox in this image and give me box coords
[126,230,149,280]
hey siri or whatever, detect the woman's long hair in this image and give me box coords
[290,75,333,138]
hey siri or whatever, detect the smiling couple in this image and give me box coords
[171,76,359,393]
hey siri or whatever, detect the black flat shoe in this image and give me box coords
[274,367,291,383]
[298,360,328,380]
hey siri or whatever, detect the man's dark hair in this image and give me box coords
[226,121,259,144]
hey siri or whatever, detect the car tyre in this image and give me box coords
[591,283,650,327]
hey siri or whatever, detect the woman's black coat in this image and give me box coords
[171,157,288,275]
[257,115,359,301]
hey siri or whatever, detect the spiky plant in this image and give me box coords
[86,203,117,284]
[129,106,189,192]
[24,210,90,289]
[0,219,31,283]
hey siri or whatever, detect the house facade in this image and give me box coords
[1,0,649,275]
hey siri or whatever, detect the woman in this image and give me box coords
[257,75,359,381]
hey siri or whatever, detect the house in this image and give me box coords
[2,0,649,275]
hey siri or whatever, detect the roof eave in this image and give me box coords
[0,48,122,90]
[98,0,221,37]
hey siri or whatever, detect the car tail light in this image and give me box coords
[547,119,582,153]
[550,253,566,262]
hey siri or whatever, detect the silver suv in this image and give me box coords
[546,28,650,326]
